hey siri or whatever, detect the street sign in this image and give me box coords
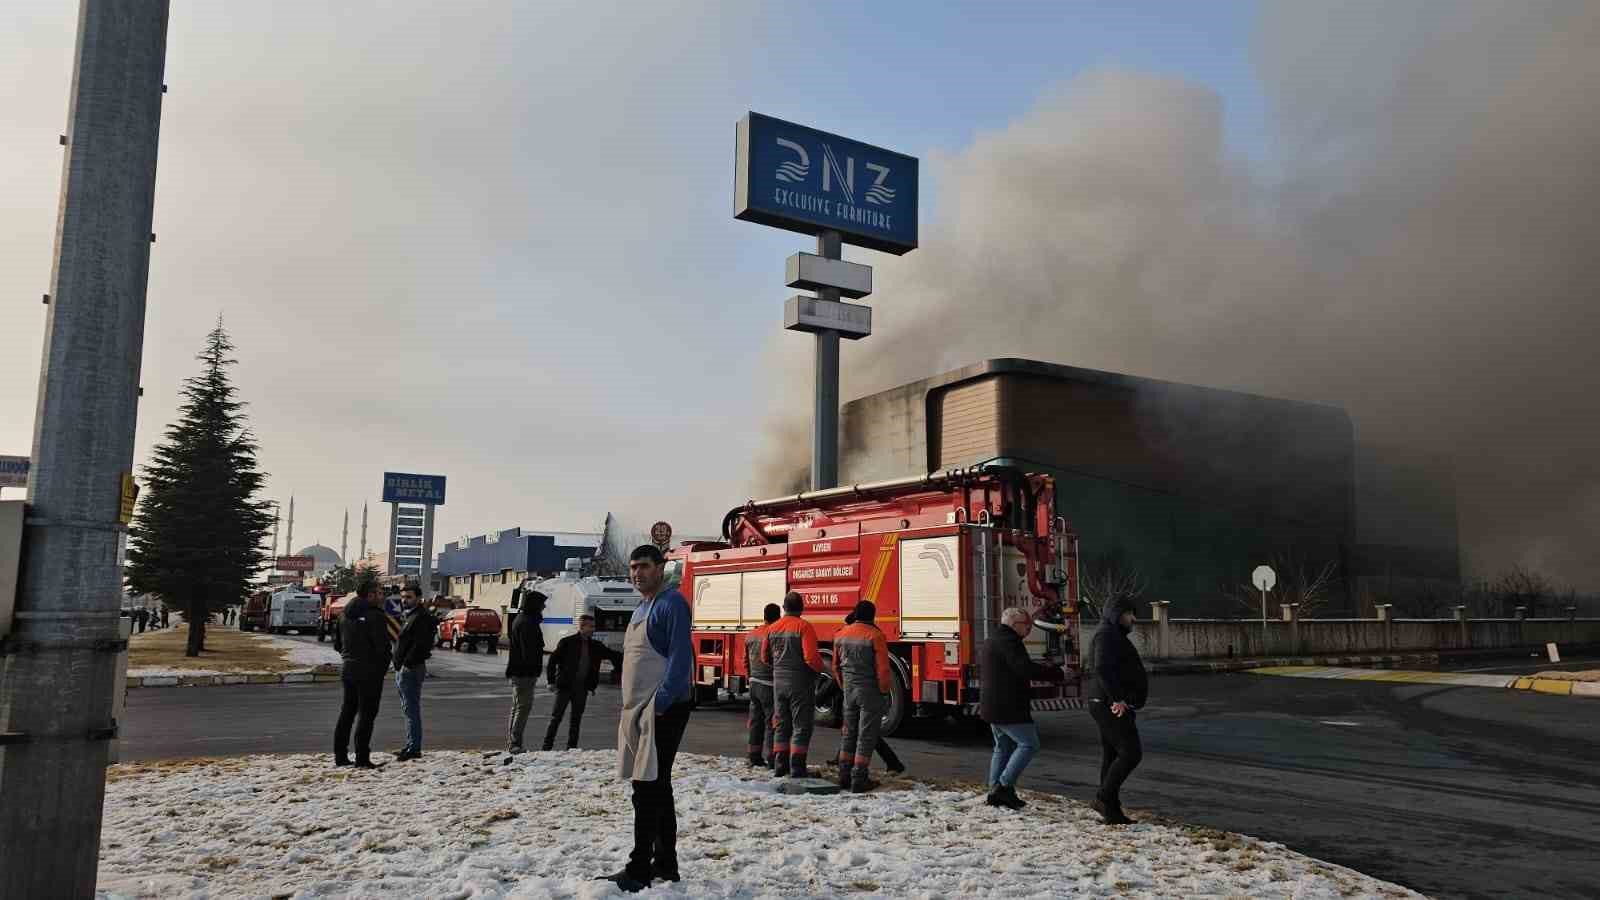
[735,112,918,255]
[0,456,28,489]
[1252,565,1277,592]
[118,473,138,525]
[275,555,315,572]
[382,472,446,505]
[651,521,673,548]
[785,295,872,339]
[786,252,873,299]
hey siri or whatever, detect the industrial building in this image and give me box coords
[437,528,602,608]
[836,358,1458,616]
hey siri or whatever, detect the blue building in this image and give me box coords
[438,528,602,607]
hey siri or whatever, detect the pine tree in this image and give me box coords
[125,320,273,657]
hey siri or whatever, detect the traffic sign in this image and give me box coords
[1252,565,1277,592]
[651,521,673,548]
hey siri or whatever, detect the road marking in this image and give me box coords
[1318,720,1361,726]
[1249,666,1518,689]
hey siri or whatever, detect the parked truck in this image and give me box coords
[239,591,270,632]
[513,560,641,674]
[268,588,322,635]
[679,465,1081,736]
[436,607,503,653]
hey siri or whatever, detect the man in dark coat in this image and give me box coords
[333,582,392,768]
[505,590,546,753]
[542,614,624,750]
[1087,598,1148,824]
[980,606,1064,810]
[391,585,437,761]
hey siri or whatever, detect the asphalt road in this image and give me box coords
[119,667,1599,900]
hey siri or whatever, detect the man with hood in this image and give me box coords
[1087,598,1148,825]
[333,577,392,768]
[981,606,1064,809]
[505,589,547,753]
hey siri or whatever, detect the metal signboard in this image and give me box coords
[275,555,315,572]
[786,252,872,299]
[735,112,918,255]
[0,456,28,489]
[118,473,138,525]
[785,295,872,339]
[382,472,447,505]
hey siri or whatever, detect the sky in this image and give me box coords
[4,2,1594,589]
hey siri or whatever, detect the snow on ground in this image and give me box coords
[128,633,341,677]
[96,750,1425,899]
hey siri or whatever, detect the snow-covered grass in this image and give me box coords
[126,626,341,677]
[96,750,1424,899]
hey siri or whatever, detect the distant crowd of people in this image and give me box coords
[322,544,1150,895]
[125,606,171,633]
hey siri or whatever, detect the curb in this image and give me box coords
[1511,677,1600,698]
[1149,653,1438,675]
[128,669,339,689]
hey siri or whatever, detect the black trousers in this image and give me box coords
[1089,701,1143,808]
[747,681,775,759]
[334,675,385,759]
[874,737,904,771]
[627,700,692,882]
[543,687,588,749]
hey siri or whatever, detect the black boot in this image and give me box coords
[996,785,1026,810]
[985,786,1005,807]
[773,752,790,778]
[790,754,809,779]
[748,752,765,768]
[838,763,853,789]
[334,752,351,767]
[850,769,875,793]
[353,752,381,770]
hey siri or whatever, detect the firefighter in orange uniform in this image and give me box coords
[761,592,824,777]
[745,603,782,767]
[832,600,892,792]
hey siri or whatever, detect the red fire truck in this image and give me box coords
[678,466,1081,736]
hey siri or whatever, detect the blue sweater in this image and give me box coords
[630,588,692,710]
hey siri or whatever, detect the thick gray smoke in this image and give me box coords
[754,1,1600,589]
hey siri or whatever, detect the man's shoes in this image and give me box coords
[651,863,681,883]
[353,758,382,770]
[772,753,790,778]
[507,744,524,755]
[838,764,853,789]
[790,754,809,779]
[599,870,649,894]
[334,755,351,767]
[985,786,1005,807]
[1102,807,1134,825]
[540,743,554,752]
[995,785,1026,810]
[747,752,765,768]
[886,762,906,775]
[850,773,877,794]
[393,748,421,762]
[1091,797,1107,816]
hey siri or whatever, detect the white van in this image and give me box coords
[514,559,642,661]
[268,589,321,635]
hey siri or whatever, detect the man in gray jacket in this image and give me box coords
[744,603,782,767]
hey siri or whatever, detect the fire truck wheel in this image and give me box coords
[813,650,843,729]
[880,659,910,737]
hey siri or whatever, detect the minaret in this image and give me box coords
[360,502,369,560]
[341,508,349,564]
[271,502,281,558]
[285,495,295,554]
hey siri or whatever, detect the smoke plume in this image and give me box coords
[754,1,1600,589]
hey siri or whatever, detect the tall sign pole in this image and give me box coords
[734,112,918,491]
[0,3,170,895]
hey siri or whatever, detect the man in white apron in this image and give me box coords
[604,545,693,893]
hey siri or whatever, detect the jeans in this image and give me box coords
[543,687,588,749]
[395,664,425,753]
[1089,701,1143,808]
[627,700,693,882]
[334,676,384,759]
[988,722,1040,788]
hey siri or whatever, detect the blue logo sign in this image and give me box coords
[735,112,918,255]
[382,472,446,506]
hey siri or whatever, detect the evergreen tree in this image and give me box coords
[125,321,273,656]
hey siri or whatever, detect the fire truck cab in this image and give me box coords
[680,466,1080,736]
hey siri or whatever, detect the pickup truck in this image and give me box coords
[437,607,502,654]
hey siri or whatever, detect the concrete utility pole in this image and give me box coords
[812,230,842,490]
[0,2,170,896]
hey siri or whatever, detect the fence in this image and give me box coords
[1090,602,1600,661]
